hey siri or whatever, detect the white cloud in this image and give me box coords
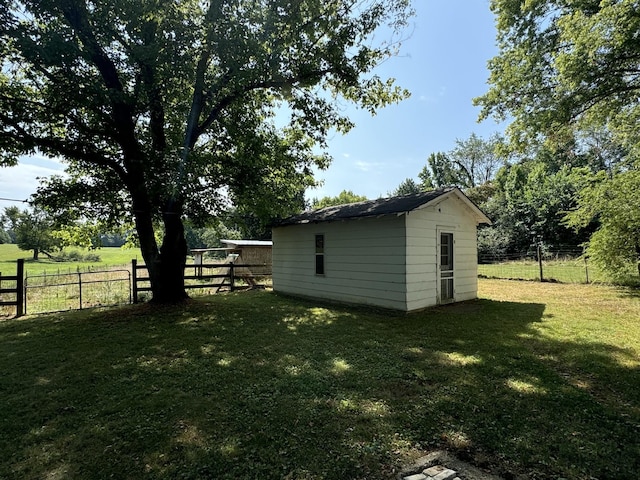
[419,86,447,104]
[0,159,66,208]
[354,160,385,172]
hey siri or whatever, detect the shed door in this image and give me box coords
[438,231,454,303]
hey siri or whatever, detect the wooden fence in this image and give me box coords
[1,259,272,315]
[0,259,24,317]
[132,260,272,303]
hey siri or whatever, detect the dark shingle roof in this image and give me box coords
[274,187,470,226]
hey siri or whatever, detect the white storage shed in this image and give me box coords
[271,187,491,312]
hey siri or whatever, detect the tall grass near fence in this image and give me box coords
[1,245,140,316]
[477,250,639,285]
[2,242,273,316]
[24,268,132,315]
[478,257,604,283]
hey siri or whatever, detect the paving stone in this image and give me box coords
[423,466,458,480]
[433,470,458,480]
[403,474,427,480]
[424,466,446,476]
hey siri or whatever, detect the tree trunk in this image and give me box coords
[154,202,189,303]
[131,196,188,304]
[33,248,39,260]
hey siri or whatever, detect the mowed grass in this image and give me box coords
[1,279,639,479]
[0,243,140,276]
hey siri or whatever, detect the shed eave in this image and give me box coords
[413,187,492,225]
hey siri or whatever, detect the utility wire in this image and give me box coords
[0,197,28,203]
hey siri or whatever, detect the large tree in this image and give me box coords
[476,0,640,154]
[0,0,412,302]
[475,0,640,276]
[2,207,62,259]
[419,134,504,190]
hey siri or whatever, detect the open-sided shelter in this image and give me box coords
[271,187,491,312]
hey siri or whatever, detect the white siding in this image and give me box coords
[272,215,408,310]
[405,195,479,311]
[273,192,482,312]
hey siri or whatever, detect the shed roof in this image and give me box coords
[274,187,491,226]
[220,239,273,247]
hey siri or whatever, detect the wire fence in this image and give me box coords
[24,267,132,315]
[0,247,623,318]
[478,248,601,284]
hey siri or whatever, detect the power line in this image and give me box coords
[0,197,28,203]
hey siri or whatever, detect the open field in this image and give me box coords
[0,244,140,276]
[1,279,639,479]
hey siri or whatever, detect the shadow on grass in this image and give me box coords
[0,291,638,479]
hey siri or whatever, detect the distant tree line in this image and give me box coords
[311,127,637,283]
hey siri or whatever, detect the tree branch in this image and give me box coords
[197,68,334,138]
[0,113,128,183]
[58,0,140,160]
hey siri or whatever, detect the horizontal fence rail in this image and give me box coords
[132,260,272,303]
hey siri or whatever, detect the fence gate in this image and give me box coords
[24,269,131,315]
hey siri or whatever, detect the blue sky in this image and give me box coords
[0,0,502,210]
[311,0,503,200]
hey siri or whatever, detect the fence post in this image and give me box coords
[229,262,235,292]
[132,259,138,304]
[16,259,24,317]
[537,243,544,282]
[584,257,589,284]
[78,270,83,310]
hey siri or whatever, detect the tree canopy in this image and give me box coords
[475,0,640,278]
[419,134,504,189]
[566,170,640,277]
[0,0,412,301]
[476,0,640,156]
[390,178,420,196]
[1,207,62,259]
[311,190,368,209]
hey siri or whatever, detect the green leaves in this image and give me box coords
[476,0,640,280]
[1,0,413,299]
[311,190,368,209]
[478,0,640,154]
[566,169,640,279]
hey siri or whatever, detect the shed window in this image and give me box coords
[315,234,325,275]
[440,232,454,271]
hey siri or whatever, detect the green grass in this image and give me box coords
[478,258,617,284]
[0,243,140,276]
[1,279,639,479]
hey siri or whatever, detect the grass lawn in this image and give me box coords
[0,244,140,276]
[1,279,639,479]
